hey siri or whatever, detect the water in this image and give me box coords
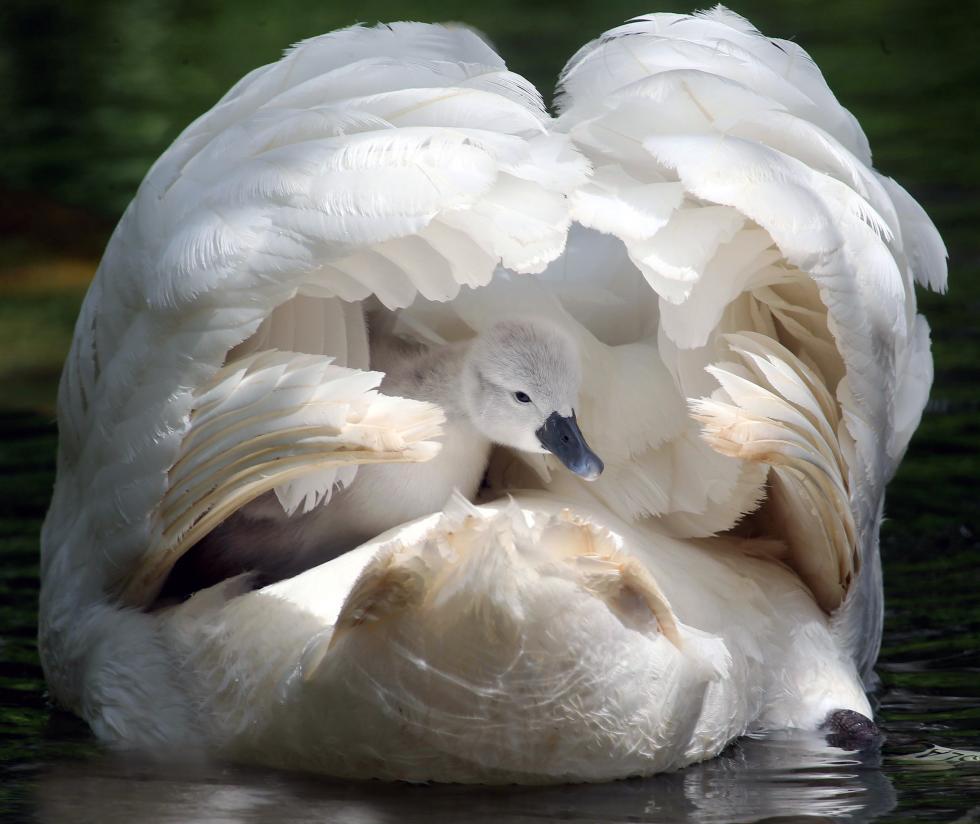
[1,0,978,820]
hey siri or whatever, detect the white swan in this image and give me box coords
[169,316,602,591]
[39,7,946,783]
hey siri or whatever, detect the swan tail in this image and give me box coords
[302,498,696,693]
[158,497,744,782]
[121,349,444,606]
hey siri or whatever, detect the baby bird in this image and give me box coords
[164,317,603,592]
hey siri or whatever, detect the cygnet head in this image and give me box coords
[461,318,604,481]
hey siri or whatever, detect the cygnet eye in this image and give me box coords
[514,391,532,404]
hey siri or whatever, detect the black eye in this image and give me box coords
[514,391,532,404]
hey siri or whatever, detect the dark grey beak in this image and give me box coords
[535,411,604,481]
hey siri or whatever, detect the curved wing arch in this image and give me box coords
[553,6,946,677]
[42,9,945,688]
[43,22,587,608]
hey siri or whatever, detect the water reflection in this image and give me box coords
[28,732,896,824]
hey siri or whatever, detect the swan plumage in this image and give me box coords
[40,6,945,782]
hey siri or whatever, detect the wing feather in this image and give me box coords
[44,23,582,604]
[556,7,942,677]
[121,350,444,606]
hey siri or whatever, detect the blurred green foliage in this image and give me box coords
[1,0,978,218]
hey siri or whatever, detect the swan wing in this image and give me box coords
[555,6,946,677]
[121,350,445,605]
[43,22,586,609]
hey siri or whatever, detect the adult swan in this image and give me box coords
[40,7,946,783]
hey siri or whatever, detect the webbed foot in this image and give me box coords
[822,709,881,750]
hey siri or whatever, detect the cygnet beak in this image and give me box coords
[535,411,604,481]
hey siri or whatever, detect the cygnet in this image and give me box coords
[165,317,602,592]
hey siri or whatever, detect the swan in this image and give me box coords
[39,7,946,782]
[168,316,602,591]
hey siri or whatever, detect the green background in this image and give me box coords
[0,1,978,819]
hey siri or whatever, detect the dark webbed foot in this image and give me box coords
[822,709,881,750]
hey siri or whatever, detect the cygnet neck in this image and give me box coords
[376,338,479,427]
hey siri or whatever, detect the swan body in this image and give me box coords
[161,493,869,782]
[39,7,945,782]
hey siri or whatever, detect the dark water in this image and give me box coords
[1,0,978,821]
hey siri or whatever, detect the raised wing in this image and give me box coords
[121,351,444,605]
[554,6,946,677]
[44,23,586,606]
